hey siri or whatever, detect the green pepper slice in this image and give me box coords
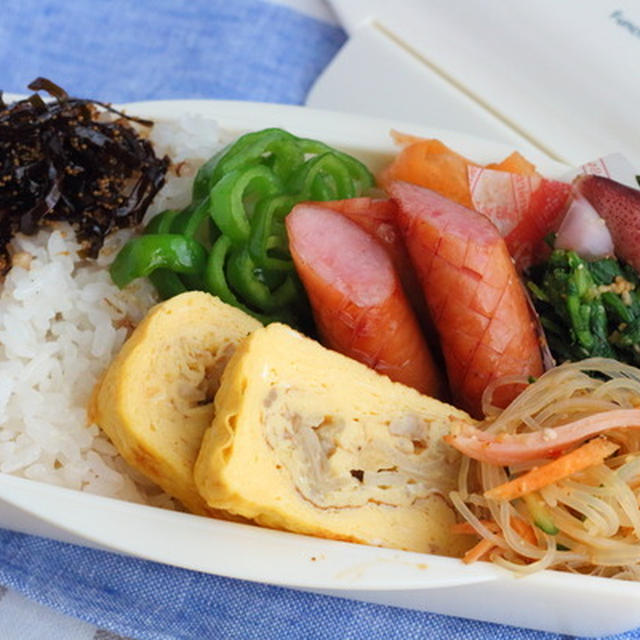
[205,235,257,316]
[226,247,299,313]
[209,165,282,244]
[209,128,304,185]
[149,271,188,300]
[248,194,298,271]
[297,138,375,193]
[144,209,182,234]
[192,151,227,202]
[110,234,207,289]
[287,152,356,201]
[143,211,189,296]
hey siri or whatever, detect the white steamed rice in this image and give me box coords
[0,113,227,506]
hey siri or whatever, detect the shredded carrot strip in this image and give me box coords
[463,538,495,564]
[509,517,538,545]
[452,518,537,546]
[485,437,620,501]
[451,521,500,536]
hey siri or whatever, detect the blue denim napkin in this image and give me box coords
[4,529,634,640]
[0,0,344,103]
[0,1,639,639]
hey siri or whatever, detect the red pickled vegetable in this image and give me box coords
[468,166,571,271]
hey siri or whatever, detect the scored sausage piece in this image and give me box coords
[388,181,543,417]
[286,204,444,398]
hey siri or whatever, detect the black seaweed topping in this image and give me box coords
[0,78,169,271]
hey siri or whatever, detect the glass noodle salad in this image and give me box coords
[448,359,640,578]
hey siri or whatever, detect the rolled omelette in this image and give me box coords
[90,291,261,515]
[194,322,474,556]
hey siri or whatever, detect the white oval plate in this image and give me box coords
[1,100,638,638]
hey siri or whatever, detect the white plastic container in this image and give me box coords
[1,100,639,638]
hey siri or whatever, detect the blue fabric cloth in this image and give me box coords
[0,0,344,103]
[0,1,638,639]
[1,529,628,640]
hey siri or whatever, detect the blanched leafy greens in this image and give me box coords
[528,249,640,365]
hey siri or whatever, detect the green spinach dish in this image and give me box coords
[529,248,640,366]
